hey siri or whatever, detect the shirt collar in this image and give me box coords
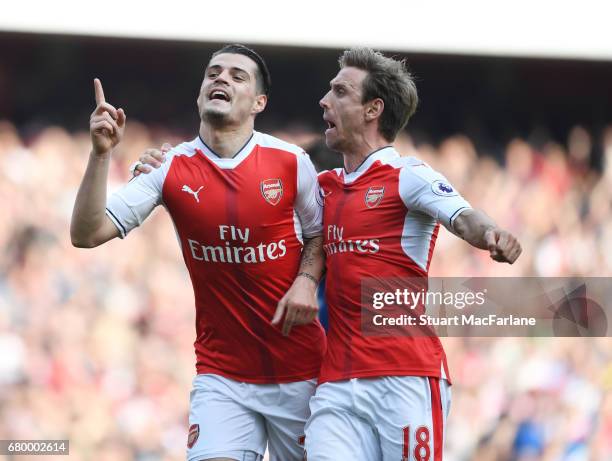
[194,131,258,168]
[343,146,398,183]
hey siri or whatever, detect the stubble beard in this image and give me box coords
[201,106,230,127]
[325,133,346,154]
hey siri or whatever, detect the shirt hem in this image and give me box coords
[318,368,452,386]
[196,366,320,384]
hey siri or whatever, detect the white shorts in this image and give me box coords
[187,373,315,461]
[305,376,451,461]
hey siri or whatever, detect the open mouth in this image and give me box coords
[209,89,230,102]
[326,121,336,129]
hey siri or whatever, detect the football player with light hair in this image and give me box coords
[304,47,521,460]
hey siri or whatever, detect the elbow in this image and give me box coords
[451,209,478,241]
[70,228,98,249]
[71,236,96,248]
[72,241,96,249]
[451,216,468,240]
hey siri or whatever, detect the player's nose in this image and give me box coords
[213,70,231,84]
[319,91,330,109]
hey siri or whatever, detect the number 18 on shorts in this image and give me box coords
[305,376,450,461]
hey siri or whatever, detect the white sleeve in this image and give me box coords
[294,152,323,238]
[105,158,170,238]
[398,164,471,233]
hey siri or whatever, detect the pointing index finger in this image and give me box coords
[94,78,106,105]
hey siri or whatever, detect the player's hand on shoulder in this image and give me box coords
[484,228,522,264]
[131,143,171,177]
[90,78,126,156]
[272,274,319,336]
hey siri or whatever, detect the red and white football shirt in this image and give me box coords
[106,131,326,383]
[318,147,471,384]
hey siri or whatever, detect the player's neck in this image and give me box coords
[342,136,389,174]
[199,123,254,159]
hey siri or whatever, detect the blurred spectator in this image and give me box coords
[1,120,610,460]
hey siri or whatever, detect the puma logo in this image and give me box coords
[182,185,204,203]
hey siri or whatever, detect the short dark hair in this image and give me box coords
[211,44,271,96]
[339,48,418,142]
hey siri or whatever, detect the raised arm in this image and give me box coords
[453,208,522,264]
[70,79,126,248]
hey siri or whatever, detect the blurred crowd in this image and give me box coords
[0,119,610,460]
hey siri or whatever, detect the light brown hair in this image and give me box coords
[339,48,418,142]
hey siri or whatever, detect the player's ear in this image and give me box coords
[364,98,384,122]
[252,94,268,115]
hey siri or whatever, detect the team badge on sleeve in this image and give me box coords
[260,179,283,206]
[187,423,200,448]
[431,180,458,196]
[365,186,385,208]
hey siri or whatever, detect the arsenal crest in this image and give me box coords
[187,423,199,449]
[365,186,385,208]
[261,179,283,206]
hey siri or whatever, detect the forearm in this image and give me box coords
[272,235,324,333]
[452,209,496,250]
[70,150,113,247]
[296,235,325,284]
